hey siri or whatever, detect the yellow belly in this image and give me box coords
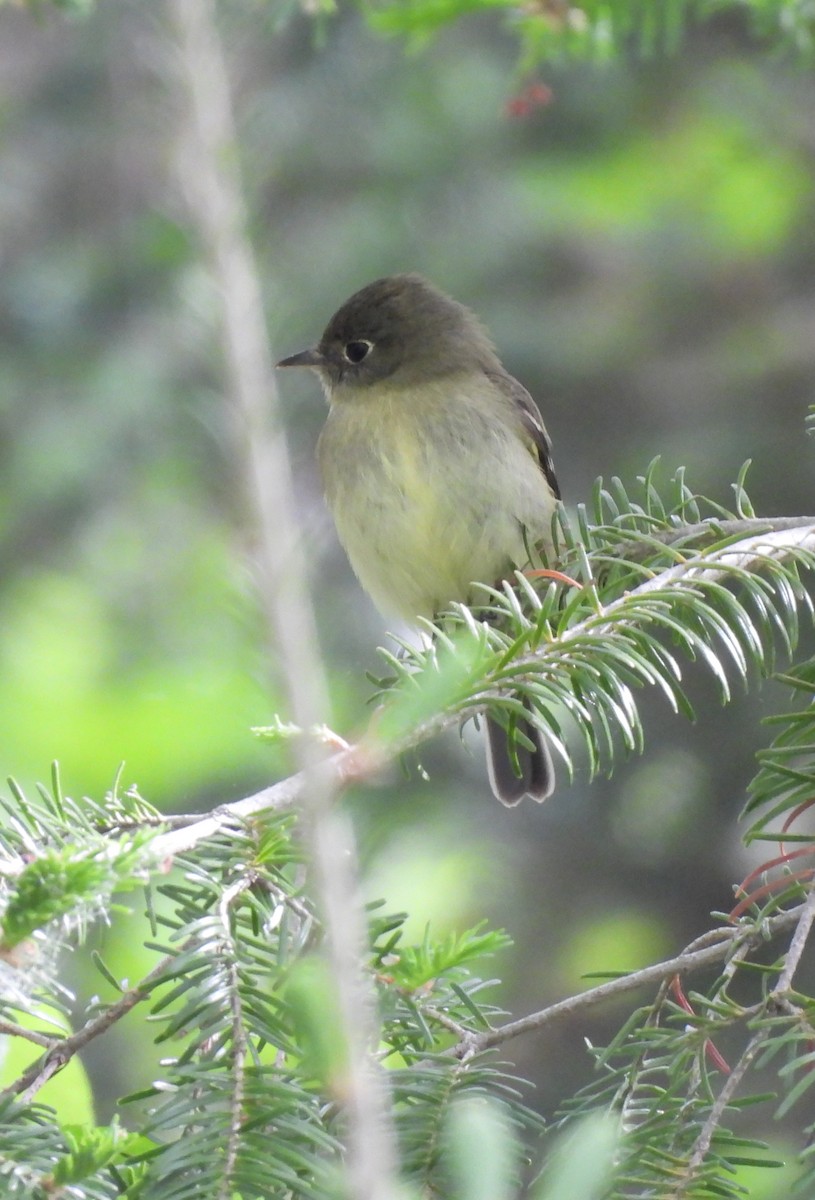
[318,380,555,621]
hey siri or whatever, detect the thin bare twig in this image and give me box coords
[774,882,815,995]
[0,1020,55,1049]
[422,1005,473,1040]
[668,886,815,1193]
[674,1028,771,1197]
[451,906,804,1058]
[1,949,177,1105]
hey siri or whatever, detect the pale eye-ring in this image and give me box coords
[343,339,373,364]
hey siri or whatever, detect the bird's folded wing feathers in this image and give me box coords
[485,369,561,500]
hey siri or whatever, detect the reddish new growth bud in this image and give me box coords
[671,975,731,1075]
[506,97,532,119]
[505,80,553,119]
[525,82,553,106]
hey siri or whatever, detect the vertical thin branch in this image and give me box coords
[674,887,815,1196]
[674,1029,771,1197]
[774,883,815,995]
[168,6,323,722]
[166,2,400,1197]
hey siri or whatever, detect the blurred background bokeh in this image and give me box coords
[1,0,813,1178]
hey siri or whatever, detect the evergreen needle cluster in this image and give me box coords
[1,450,815,1197]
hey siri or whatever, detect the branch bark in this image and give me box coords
[0,949,177,1105]
[450,905,804,1058]
[595,515,815,562]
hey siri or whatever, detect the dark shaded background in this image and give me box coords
[0,0,813,1184]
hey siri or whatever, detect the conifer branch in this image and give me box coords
[0,949,178,1105]
[602,515,815,560]
[147,516,815,864]
[218,876,254,1200]
[451,905,805,1057]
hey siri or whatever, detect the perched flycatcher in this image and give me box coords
[277,274,561,804]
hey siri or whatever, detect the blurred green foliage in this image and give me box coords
[362,0,815,63]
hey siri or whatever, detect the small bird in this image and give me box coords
[277,274,561,804]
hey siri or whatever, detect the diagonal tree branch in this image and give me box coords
[0,948,178,1105]
[147,518,815,864]
[449,905,804,1058]
[773,881,815,996]
[673,1027,771,1197]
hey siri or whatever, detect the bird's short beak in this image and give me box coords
[276,347,324,369]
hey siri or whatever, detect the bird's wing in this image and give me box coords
[486,369,561,501]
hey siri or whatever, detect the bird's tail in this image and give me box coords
[485,703,555,806]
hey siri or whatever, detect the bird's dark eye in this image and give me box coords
[343,340,373,364]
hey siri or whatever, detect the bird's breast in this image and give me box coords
[317,380,554,620]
